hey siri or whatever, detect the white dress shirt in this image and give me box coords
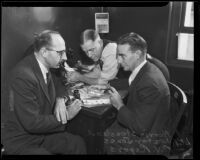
[98,42,118,83]
[128,59,147,85]
[34,53,49,84]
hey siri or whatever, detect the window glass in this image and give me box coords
[177,33,194,61]
[184,2,194,27]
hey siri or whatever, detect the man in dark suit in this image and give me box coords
[104,32,171,155]
[2,30,86,155]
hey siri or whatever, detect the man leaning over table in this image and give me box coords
[66,29,119,85]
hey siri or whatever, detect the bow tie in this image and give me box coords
[95,59,104,70]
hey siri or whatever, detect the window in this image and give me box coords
[177,33,193,61]
[177,2,194,61]
[166,2,194,68]
[184,2,194,27]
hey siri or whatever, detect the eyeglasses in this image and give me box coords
[46,48,66,57]
[85,47,96,54]
[117,53,127,60]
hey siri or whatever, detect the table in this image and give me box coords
[52,75,128,154]
[65,104,118,154]
[65,89,128,154]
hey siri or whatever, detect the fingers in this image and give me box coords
[108,90,114,95]
[67,99,82,120]
[59,108,67,124]
[55,109,61,122]
[59,107,67,124]
[71,99,83,108]
[110,86,117,93]
[55,98,68,124]
[55,106,67,124]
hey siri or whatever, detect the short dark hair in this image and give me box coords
[80,29,100,45]
[117,32,147,56]
[33,30,60,52]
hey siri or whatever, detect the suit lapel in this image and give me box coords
[30,54,52,104]
[128,61,150,92]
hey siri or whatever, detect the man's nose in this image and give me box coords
[61,52,67,61]
[87,51,93,58]
[117,57,122,64]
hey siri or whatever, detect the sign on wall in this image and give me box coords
[95,13,109,33]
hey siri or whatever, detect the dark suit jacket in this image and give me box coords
[117,62,170,136]
[147,57,170,81]
[2,54,66,154]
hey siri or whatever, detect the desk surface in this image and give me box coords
[80,89,127,118]
[53,76,128,118]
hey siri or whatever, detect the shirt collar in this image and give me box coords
[128,59,147,85]
[34,52,49,83]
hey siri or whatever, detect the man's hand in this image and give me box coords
[67,71,81,83]
[108,87,124,110]
[98,79,108,85]
[54,97,68,124]
[66,99,82,120]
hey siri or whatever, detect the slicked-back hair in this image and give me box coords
[33,30,60,52]
[117,32,147,57]
[80,29,100,45]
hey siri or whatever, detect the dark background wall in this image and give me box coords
[1,6,193,119]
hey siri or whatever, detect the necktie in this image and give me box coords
[46,72,51,86]
[46,72,52,99]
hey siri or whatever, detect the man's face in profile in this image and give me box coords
[43,34,67,69]
[117,44,139,71]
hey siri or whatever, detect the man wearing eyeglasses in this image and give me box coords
[67,29,119,85]
[2,30,86,155]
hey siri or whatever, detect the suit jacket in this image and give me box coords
[147,57,170,81]
[117,61,170,136]
[2,54,66,154]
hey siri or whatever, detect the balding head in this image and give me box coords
[80,29,100,45]
[33,30,62,52]
[33,30,67,69]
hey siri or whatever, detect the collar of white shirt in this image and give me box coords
[128,59,147,85]
[34,53,49,84]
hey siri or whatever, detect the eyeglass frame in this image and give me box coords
[46,48,66,57]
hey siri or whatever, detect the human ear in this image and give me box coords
[40,47,47,57]
[135,50,141,59]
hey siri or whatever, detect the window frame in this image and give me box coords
[165,2,194,69]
